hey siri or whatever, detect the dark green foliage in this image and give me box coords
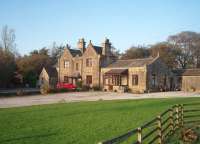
[92,86,101,91]
[81,85,90,91]
[76,80,83,89]
[16,51,52,87]
[0,49,16,87]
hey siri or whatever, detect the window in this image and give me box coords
[86,58,92,67]
[64,60,69,68]
[64,76,69,83]
[76,63,79,71]
[164,75,167,86]
[132,75,138,85]
[152,74,156,87]
[178,77,182,83]
[86,75,92,85]
[113,76,120,86]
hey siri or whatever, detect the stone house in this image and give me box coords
[57,38,116,88]
[101,55,174,93]
[39,67,58,89]
[39,38,176,93]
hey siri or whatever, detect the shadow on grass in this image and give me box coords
[0,132,57,143]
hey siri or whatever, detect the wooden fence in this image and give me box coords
[99,103,200,144]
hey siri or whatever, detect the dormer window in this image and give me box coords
[86,58,92,67]
[64,60,69,68]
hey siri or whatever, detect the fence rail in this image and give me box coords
[99,102,200,144]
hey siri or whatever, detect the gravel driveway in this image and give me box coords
[0,91,199,108]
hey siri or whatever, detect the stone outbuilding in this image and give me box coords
[180,69,200,92]
[101,55,174,93]
[39,67,58,89]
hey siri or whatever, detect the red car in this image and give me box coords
[56,82,77,90]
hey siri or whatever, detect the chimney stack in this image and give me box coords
[77,38,86,53]
[102,37,111,56]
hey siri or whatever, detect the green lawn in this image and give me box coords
[0,97,200,144]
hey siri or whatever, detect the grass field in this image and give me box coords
[0,97,200,144]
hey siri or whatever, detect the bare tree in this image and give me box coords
[0,25,17,88]
[0,25,16,52]
[50,42,64,65]
[121,46,150,60]
[168,31,200,69]
[149,42,178,68]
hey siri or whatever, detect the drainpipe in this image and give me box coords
[99,55,101,88]
[58,56,60,83]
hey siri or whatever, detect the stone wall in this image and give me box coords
[82,44,101,87]
[147,58,173,91]
[128,66,147,93]
[72,56,83,76]
[59,48,74,82]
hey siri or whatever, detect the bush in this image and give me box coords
[58,88,69,93]
[190,86,196,92]
[16,89,24,96]
[40,84,50,95]
[49,88,69,93]
[76,80,83,89]
[81,85,90,91]
[93,86,101,91]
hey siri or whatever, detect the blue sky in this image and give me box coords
[0,0,200,55]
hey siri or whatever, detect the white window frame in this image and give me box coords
[64,60,69,68]
[86,58,92,67]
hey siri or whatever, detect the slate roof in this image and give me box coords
[172,69,185,76]
[68,45,102,56]
[107,57,155,68]
[68,48,82,57]
[45,67,58,77]
[105,69,128,75]
[93,46,102,54]
[182,69,200,76]
[173,69,200,76]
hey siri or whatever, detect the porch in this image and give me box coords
[63,72,81,85]
[103,69,129,92]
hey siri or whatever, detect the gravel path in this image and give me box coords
[0,91,199,108]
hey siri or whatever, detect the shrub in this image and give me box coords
[76,80,83,89]
[59,88,69,93]
[190,86,196,92]
[81,85,90,91]
[49,88,69,93]
[16,89,24,96]
[92,86,101,91]
[40,84,50,95]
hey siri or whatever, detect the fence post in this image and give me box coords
[175,104,179,129]
[169,108,174,134]
[137,127,142,144]
[157,116,162,144]
[180,104,184,127]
